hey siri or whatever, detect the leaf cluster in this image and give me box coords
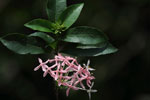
[0,0,117,56]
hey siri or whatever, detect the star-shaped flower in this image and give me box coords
[86,82,97,100]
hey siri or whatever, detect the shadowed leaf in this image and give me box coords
[28,32,55,44]
[0,39,45,54]
[61,43,117,56]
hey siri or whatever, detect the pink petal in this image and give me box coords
[66,88,70,96]
[87,80,91,87]
[71,86,79,90]
[80,82,85,89]
[49,64,57,69]
[58,82,62,86]
[48,59,55,63]
[38,58,43,63]
[43,71,48,77]
[34,66,40,71]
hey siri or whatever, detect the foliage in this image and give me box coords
[0,0,117,57]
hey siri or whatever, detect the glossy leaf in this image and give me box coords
[77,42,107,49]
[94,43,118,56]
[58,3,84,29]
[0,39,45,54]
[24,19,54,32]
[61,43,118,56]
[28,32,55,44]
[46,0,67,22]
[63,26,108,45]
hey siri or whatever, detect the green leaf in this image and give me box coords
[49,41,58,49]
[61,43,118,56]
[63,26,108,45]
[0,39,45,54]
[24,19,54,32]
[77,42,107,49]
[58,3,84,29]
[94,43,118,56]
[28,32,55,44]
[61,48,106,57]
[46,0,67,22]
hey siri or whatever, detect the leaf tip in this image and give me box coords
[113,48,119,53]
[24,23,29,28]
[79,3,84,8]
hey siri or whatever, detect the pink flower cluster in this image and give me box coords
[34,54,96,96]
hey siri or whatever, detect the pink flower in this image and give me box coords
[34,53,96,98]
[34,58,49,72]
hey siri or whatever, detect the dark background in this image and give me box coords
[0,0,150,100]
